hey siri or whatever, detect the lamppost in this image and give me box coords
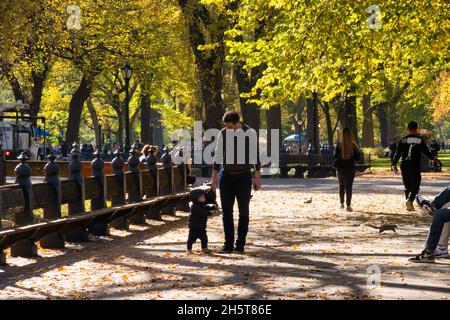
[121,63,133,156]
[98,119,103,151]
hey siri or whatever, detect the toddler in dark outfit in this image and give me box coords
[187,188,215,254]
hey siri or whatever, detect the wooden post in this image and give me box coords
[109,149,128,229]
[89,148,109,236]
[40,151,65,249]
[127,146,144,224]
[66,144,89,242]
[11,152,38,257]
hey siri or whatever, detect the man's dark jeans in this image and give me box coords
[426,185,450,251]
[219,171,252,248]
[400,162,422,201]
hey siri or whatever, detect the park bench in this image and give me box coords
[279,152,372,178]
[0,146,202,266]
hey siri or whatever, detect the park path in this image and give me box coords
[1,173,450,300]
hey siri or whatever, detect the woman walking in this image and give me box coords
[333,128,361,212]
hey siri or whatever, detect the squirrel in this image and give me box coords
[366,224,398,234]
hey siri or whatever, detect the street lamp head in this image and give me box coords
[98,119,103,127]
[121,63,133,80]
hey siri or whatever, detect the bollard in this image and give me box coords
[127,146,144,224]
[11,152,38,257]
[89,147,109,236]
[40,151,65,249]
[0,142,5,186]
[109,149,129,229]
[146,146,160,220]
[66,144,89,242]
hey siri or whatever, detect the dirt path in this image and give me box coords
[1,176,449,300]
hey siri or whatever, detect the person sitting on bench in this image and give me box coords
[411,186,450,262]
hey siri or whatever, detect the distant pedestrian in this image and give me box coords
[139,145,151,163]
[60,141,68,158]
[388,138,397,164]
[392,121,435,211]
[333,127,360,212]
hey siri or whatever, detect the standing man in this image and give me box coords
[211,110,261,254]
[392,121,435,211]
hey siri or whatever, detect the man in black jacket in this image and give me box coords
[187,188,215,253]
[392,121,435,211]
[211,110,261,254]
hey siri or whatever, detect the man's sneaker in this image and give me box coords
[339,204,345,209]
[218,246,233,254]
[415,195,435,216]
[405,200,415,211]
[434,246,449,258]
[234,246,245,254]
[409,249,435,263]
[186,249,194,254]
[346,206,353,212]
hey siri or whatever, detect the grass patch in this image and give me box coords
[370,150,450,171]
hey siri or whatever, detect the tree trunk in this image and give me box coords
[342,93,359,144]
[86,98,100,146]
[266,105,282,155]
[30,66,49,117]
[6,74,24,102]
[362,93,375,147]
[178,0,226,130]
[152,108,164,146]
[306,93,320,153]
[376,102,389,147]
[65,76,93,150]
[387,102,398,141]
[199,55,225,130]
[323,102,333,148]
[235,63,260,130]
[140,92,151,145]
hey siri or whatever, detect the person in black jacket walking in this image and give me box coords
[333,127,361,212]
[392,121,435,211]
[187,188,215,254]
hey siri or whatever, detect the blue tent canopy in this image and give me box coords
[283,134,302,142]
[33,127,52,137]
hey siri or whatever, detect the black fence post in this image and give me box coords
[0,142,5,186]
[161,147,175,215]
[66,144,89,242]
[307,144,315,178]
[11,152,38,257]
[146,148,160,220]
[109,149,128,229]
[89,148,109,236]
[0,142,3,263]
[127,146,144,224]
[40,151,65,249]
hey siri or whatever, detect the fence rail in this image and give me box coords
[0,145,192,266]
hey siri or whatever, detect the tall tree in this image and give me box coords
[178,0,228,129]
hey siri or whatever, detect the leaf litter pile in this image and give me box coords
[1,175,450,300]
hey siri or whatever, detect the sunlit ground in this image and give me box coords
[1,174,450,300]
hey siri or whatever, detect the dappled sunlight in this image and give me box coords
[1,178,450,299]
